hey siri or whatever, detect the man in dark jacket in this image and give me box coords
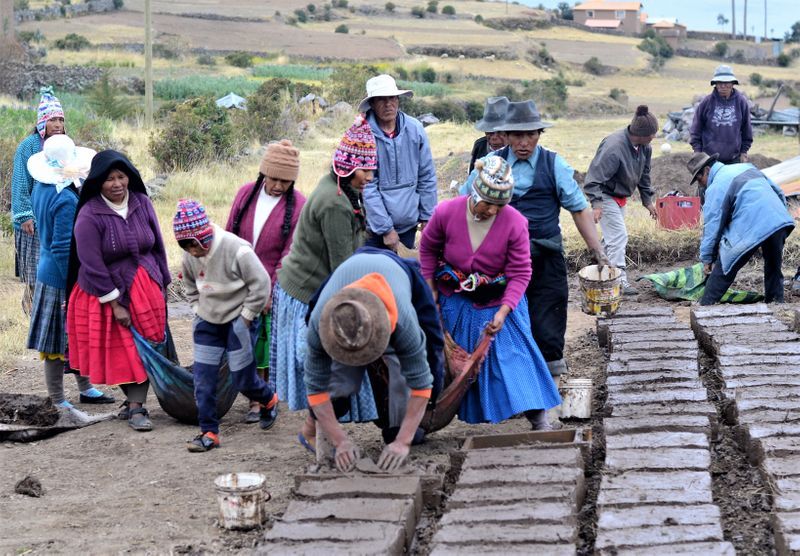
[690,65,753,164]
[468,96,509,174]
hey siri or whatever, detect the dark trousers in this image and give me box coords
[526,247,569,363]
[193,316,274,434]
[701,227,790,305]
[365,227,417,250]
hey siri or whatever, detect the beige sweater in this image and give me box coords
[181,224,270,324]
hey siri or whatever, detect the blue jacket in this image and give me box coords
[31,182,79,289]
[11,133,42,230]
[363,111,437,236]
[700,162,794,274]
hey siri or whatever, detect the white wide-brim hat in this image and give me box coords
[358,74,413,113]
[27,135,96,192]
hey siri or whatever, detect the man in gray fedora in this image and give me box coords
[469,96,509,174]
[461,99,608,382]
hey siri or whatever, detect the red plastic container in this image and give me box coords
[656,196,701,230]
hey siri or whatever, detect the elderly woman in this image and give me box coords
[226,139,306,423]
[26,135,114,408]
[272,115,378,450]
[66,150,171,431]
[419,156,560,429]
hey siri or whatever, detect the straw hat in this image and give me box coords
[319,288,391,367]
[26,135,96,193]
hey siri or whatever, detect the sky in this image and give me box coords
[518,0,799,38]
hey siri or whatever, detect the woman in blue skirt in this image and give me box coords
[419,156,560,429]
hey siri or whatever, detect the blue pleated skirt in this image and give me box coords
[270,283,378,422]
[439,293,561,424]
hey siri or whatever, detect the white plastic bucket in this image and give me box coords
[560,378,592,419]
[214,472,269,530]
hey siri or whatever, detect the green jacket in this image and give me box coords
[277,172,364,303]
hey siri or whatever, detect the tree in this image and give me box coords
[717,13,729,32]
[557,2,573,20]
[87,70,135,120]
[426,0,438,14]
[385,2,395,12]
[335,24,349,33]
[787,21,800,43]
[442,5,455,15]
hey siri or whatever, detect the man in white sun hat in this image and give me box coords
[359,74,437,252]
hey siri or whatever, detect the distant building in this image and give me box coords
[646,17,687,48]
[573,1,645,35]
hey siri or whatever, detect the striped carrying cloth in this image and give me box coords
[638,263,763,303]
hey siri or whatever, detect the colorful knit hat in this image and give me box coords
[36,86,65,139]
[629,105,658,137]
[471,155,514,205]
[173,198,214,249]
[332,114,378,178]
[259,139,300,182]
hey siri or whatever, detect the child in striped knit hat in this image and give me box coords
[175,198,280,452]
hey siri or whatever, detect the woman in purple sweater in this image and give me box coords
[66,150,171,432]
[226,139,306,423]
[419,156,560,429]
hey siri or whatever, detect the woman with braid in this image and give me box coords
[272,116,378,452]
[226,140,306,423]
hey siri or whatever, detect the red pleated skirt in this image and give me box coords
[67,267,166,386]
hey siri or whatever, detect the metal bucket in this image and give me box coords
[578,264,622,316]
[214,472,269,530]
[560,378,592,419]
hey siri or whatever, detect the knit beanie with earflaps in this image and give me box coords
[332,114,378,178]
[173,198,214,249]
[36,86,65,139]
[259,139,300,182]
[628,105,658,137]
[471,156,514,205]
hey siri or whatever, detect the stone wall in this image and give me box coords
[0,61,103,98]
[14,0,116,23]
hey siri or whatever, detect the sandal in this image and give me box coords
[298,432,316,455]
[187,432,220,453]
[242,408,261,424]
[128,407,153,432]
[117,401,130,420]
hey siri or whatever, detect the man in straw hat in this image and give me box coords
[360,74,437,251]
[690,65,753,165]
[304,248,444,472]
[460,99,608,382]
[469,96,509,174]
[584,105,659,296]
[688,152,793,305]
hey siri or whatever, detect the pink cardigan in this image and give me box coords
[419,196,532,309]
[225,182,306,283]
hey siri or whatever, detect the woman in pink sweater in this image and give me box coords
[419,156,560,429]
[226,140,306,423]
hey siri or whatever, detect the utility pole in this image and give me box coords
[144,0,153,128]
[731,0,736,40]
[743,0,747,40]
[764,0,767,40]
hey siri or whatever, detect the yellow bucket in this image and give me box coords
[578,265,622,316]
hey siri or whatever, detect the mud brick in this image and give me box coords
[610,329,696,345]
[718,354,800,367]
[259,540,404,555]
[719,366,798,379]
[607,359,698,374]
[607,401,715,419]
[738,409,800,426]
[737,399,800,412]
[715,332,800,346]
[265,521,404,553]
[605,448,710,471]
[775,531,800,555]
[596,523,724,549]
[604,415,712,435]
[603,542,735,555]
[726,377,800,389]
[463,446,581,469]
[726,385,800,401]
[759,437,800,457]
[745,424,800,442]
[775,493,800,512]
[605,432,708,451]
[609,350,698,363]
[294,476,421,500]
[440,501,573,525]
[607,306,676,318]
[764,456,800,478]
[458,465,582,487]
[606,370,700,387]
[447,483,581,509]
[597,471,713,506]
[691,303,772,319]
[608,341,699,354]
[776,478,800,492]
[719,343,800,356]
[598,504,721,529]
[430,543,575,556]
[432,522,575,545]
[699,323,789,337]
[606,381,704,395]
[692,314,777,328]
[607,389,707,407]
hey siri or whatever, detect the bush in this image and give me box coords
[638,34,673,59]
[393,65,409,80]
[411,6,425,18]
[427,0,438,13]
[530,46,556,68]
[86,70,135,120]
[474,14,483,23]
[442,5,455,15]
[465,100,484,121]
[294,8,308,22]
[583,56,603,75]
[791,48,800,59]
[112,0,124,8]
[494,76,568,116]
[149,98,237,172]
[53,33,91,51]
[153,42,181,60]
[335,24,349,33]
[13,0,29,9]
[609,87,626,101]
[385,1,395,11]
[197,53,216,66]
[413,66,437,83]
[713,41,728,57]
[557,1,573,20]
[225,51,253,68]
[327,64,378,104]
[307,3,316,13]
[333,0,348,6]
[732,49,745,63]
[243,78,315,144]
[777,53,791,67]
[750,72,762,85]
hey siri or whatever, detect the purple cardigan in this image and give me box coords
[225,182,306,283]
[73,191,171,306]
[419,196,532,309]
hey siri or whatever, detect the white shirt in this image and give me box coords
[253,187,281,243]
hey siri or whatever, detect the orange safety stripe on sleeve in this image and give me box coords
[410,388,432,399]
[307,392,331,406]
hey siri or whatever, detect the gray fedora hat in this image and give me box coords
[319,287,391,367]
[710,64,738,85]
[687,151,719,184]
[496,100,553,132]
[474,96,510,132]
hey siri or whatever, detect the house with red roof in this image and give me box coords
[573,1,646,35]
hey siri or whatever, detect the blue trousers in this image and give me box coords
[365,226,417,249]
[193,316,274,434]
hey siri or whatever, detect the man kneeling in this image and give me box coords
[305,251,441,472]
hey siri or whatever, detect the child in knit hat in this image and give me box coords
[175,198,279,452]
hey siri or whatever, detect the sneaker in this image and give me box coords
[79,389,116,404]
[259,395,279,431]
[792,278,800,295]
[621,281,639,296]
[187,432,220,453]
